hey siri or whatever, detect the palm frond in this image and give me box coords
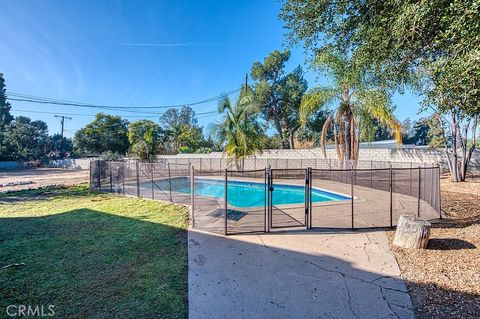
[217,96,232,114]
[357,89,403,144]
[300,87,338,125]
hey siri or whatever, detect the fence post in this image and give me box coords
[409,162,413,196]
[122,162,125,195]
[89,160,92,190]
[350,162,354,229]
[438,165,442,219]
[98,161,102,192]
[263,168,267,233]
[389,163,393,228]
[136,161,140,198]
[151,162,155,200]
[210,158,212,172]
[168,162,173,202]
[267,165,272,232]
[109,161,113,192]
[423,162,427,200]
[370,160,373,188]
[190,166,195,227]
[199,158,202,173]
[309,167,313,229]
[304,168,309,229]
[224,169,228,236]
[417,167,421,217]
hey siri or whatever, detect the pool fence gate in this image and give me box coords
[90,159,441,235]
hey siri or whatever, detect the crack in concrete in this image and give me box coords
[380,286,414,312]
[257,234,409,295]
[380,286,400,319]
[255,233,414,318]
[363,233,373,263]
[343,273,361,319]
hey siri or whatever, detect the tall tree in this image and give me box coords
[280,0,479,180]
[160,106,198,130]
[0,73,14,159]
[211,87,264,169]
[0,73,13,127]
[3,116,49,161]
[48,133,74,156]
[296,109,332,147]
[403,118,431,146]
[251,50,307,149]
[160,106,204,153]
[73,113,129,156]
[127,120,162,160]
[299,51,401,160]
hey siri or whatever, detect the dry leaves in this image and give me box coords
[387,177,480,319]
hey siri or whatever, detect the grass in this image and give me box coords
[0,185,189,318]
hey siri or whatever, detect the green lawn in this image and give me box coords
[0,185,189,318]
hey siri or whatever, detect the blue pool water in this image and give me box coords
[161,178,349,208]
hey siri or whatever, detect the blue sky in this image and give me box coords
[0,0,423,138]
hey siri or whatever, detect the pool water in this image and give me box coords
[157,177,349,208]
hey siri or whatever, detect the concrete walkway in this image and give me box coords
[188,229,414,319]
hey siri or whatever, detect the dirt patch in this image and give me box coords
[387,178,480,319]
[0,168,89,192]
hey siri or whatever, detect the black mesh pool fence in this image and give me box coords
[90,160,442,234]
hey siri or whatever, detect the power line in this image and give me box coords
[6,88,240,110]
[10,108,219,118]
[7,98,176,115]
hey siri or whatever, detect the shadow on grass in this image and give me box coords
[0,208,187,319]
[0,185,94,203]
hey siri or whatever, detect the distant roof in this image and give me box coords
[359,139,398,145]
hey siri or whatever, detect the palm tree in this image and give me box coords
[300,51,402,161]
[211,87,263,170]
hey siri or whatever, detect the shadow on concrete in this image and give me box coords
[189,229,480,319]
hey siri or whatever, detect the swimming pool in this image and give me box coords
[158,177,349,208]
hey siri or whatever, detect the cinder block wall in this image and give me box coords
[158,147,480,172]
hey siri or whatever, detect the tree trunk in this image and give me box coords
[344,114,352,160]
[272,107,287,149]
[459,114,478,181]
[393,215,431,249]
[450,110,459,182]
[289,129,295,149]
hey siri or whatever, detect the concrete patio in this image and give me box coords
[188,228,414,319]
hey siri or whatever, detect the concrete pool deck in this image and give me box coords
[191,176,439,234]
[188,228,414,319]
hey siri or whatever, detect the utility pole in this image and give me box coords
[245,73,248,93]
[54,115,72,155]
